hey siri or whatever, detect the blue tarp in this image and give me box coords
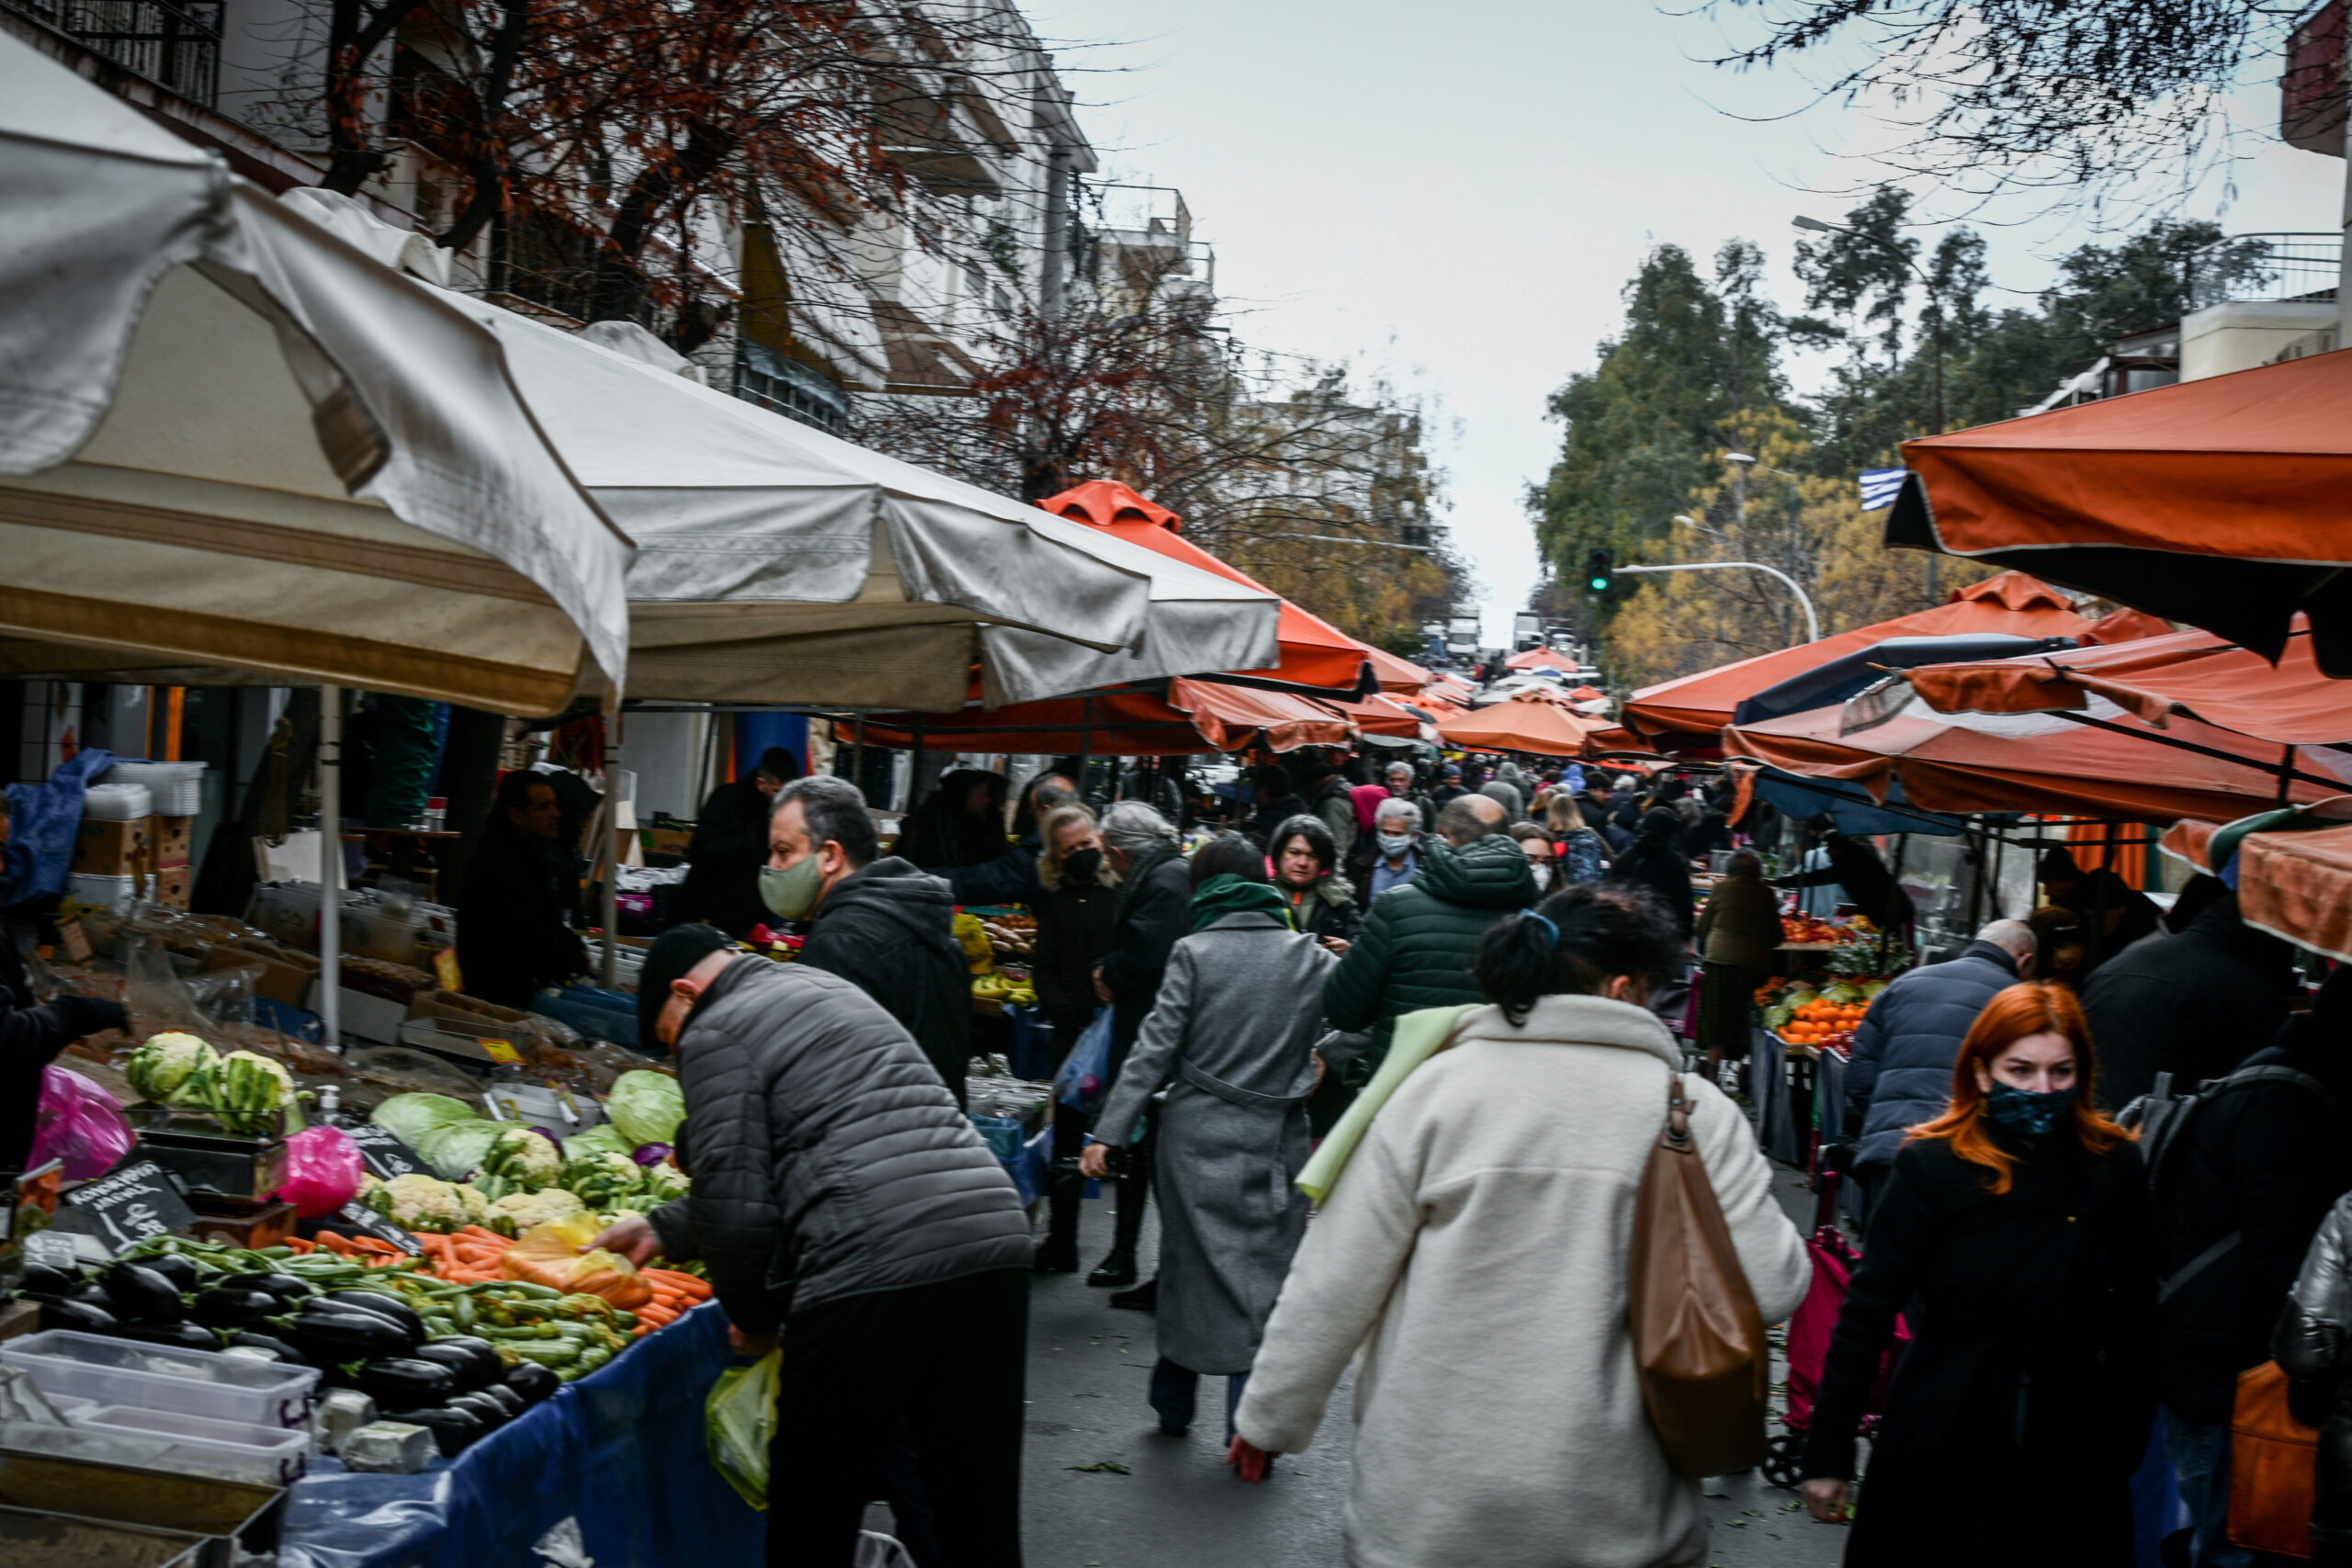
[1752,767,1966,838]
[280,1303,763,1568]
[5,748,114,905]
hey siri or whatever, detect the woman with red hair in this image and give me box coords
[1799,982,2157,1565]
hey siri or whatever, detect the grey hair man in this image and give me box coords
[768,776,972,1108]
[1384,760,1435,834]
[1840,918,2040,1210]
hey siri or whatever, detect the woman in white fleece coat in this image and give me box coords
[1232,883,1811,1568]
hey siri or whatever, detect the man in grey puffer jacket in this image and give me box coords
[599,931,1033,1566]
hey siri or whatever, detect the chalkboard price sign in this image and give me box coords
[345,1124,428,1182]
[59,1159,198,1254]
[334,1201,424,1256]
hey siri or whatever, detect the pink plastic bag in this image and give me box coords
[27,1066,135,1180]
[277,1125,364,1219]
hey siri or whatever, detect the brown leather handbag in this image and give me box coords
[2229,1359,2318,1561]
[1628,1070,1771,1478]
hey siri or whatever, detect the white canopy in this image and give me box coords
[0,33,632,714]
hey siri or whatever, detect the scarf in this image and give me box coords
[1189,873,1293,933]
[1295,1003,1478,1203]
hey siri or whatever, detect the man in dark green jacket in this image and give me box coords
[1323,794,1538,1075]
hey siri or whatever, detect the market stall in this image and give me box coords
[1436,688,1611,757]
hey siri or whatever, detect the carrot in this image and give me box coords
[643,1269,711,1301]
[284,1236,315,1255]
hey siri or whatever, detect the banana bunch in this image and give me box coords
[971,973,1036,1009]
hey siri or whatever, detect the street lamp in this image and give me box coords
[1793,213,1944,602]
[1673,513,1726,540]
[1618,561,1819,645]
[1722,453,1805,644]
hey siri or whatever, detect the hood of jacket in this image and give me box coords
[817,857,959,949]
[1454,992,1680,1068]
[1415,832,1542,910]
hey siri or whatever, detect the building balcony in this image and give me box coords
[2180,232,2341,380]
[4,0,221,107]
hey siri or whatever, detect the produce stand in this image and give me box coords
[278,1301,756,1568]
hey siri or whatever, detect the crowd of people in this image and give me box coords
[502,742,2352,1568]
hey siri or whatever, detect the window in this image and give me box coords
[733,341,848,434]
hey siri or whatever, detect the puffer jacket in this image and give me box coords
[2276,1193,2352,1543]
[1322,833,1539,1072]
[2082,892,2293,1112]
[796,857,973,1108]
[648,957,1031,1332]
[1842,940,2018,1168]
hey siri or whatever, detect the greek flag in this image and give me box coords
[1858,468,1908,512]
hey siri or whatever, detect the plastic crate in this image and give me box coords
[0,1332,318,1429]
[74,1406,308,1486]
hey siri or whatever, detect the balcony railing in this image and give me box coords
[6,0,223,107]
[2188,232,2341,308]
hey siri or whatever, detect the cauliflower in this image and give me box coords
[127,1032,219,1105]
[381,1173,466,1231]
[487,1185,586,1236]
[454,1183,492,1224]
[639,1162,690,1203]
[469,1129,561,1197]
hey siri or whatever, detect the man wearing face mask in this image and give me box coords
[766,776,973,1109]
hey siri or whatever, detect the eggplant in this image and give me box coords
[64,1281,113,1310]
[139,1254,201,1292]
[395,1404,483,1458]
[119,1322,225,1351]
[228,1330,315,1367]
[100,1263,185,1323]
[189,1289,282,1330]
[405,1340,500,1392]
[474,1382,526,1419]
[278,1305,416,1359]
[501,1361,560,1404]
[446,1390,509,1426]
[22,1293,117,1335]
[220,1271,313,1305]
[354,1357,457,1412]
[20,1264,78,1296]
[321,1291,425,1339]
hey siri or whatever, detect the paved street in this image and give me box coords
[989,1162,1857,1568]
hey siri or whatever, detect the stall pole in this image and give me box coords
[601,804,621,988]
[1077,697,1093,801]
[317,685,343,1051]
[852,713,866,791]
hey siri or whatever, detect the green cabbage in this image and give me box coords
[561,1123,633,1163]
[419,1121,505,1183]
[607,1071,684,1148]
[370,1093,480,1150]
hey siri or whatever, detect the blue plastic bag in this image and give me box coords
[1054,1008,1113,1115]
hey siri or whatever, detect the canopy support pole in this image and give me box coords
[1078,698,1093,802]
[852,713,865,792]
[601,791,621,988]
[317,685,343,1052]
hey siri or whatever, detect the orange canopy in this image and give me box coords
[1328,693,1424,739]
[860,678,1351,755]
[1041,481,1374,696]
[1505,646,1581,673]
[1362,644,1432,694]
[1622,571,2102,754]
[1885,348,2352,673]
[1905,619,2352,749]
[1439,690,1611,758]
[2163,799,2352,963]
[1724,687,2336,824]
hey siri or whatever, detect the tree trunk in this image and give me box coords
[588,118,738,323]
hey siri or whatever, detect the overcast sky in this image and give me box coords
[1043,0,2342,644]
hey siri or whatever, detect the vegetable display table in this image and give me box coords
[280,1302,760,1568]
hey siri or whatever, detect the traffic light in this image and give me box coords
[1585,548,1613,593]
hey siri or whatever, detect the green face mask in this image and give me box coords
[759,853,825,920]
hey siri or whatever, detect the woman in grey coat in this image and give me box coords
[1082,832,1339,1445]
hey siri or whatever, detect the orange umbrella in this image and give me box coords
[2162,799,2352,963]
[861,678,1351,755]
[1622,571,2106,755]
[1361,644,1432,694]
[1439,690,1611,757]
[1327,693,1426,739]
[1884,348,2352,672]
[1041,481,1374,696]
[1505,646,1582,673]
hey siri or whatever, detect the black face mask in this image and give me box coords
[1062,847,1103,884]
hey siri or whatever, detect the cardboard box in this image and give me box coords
[640,826,693,859]
[207,944,316,1010]
[150,865,190,910]
[70,818,149,876]
[149,815,192,868]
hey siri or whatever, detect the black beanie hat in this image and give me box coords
[638,923,734,1053]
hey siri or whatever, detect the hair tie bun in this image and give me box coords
[1523,912,1561,951]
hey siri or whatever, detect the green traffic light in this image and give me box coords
[1589,577,1608,591]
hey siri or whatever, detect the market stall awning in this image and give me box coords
[1329,693,1425,741]
[858,678,1351,755]
[1438,689,1611,758]
[1622,571,2107,755]
[1037,481,1375,698]
[0,34,631,713]
[1505,646,1581,673]
[1362,644,1433,694]
[1902,619,2352,753]
[1724,682,2339,825]
[2161,799,2352,964]
[1884,347,2352,674]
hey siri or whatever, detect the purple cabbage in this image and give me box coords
[528,1126,563,1146]
[631,1143,673,1168]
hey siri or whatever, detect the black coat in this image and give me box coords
[796,858,973,1110]
[1604,840,1693,939]
[2276,1193,2352,1543]
[676,775,772,939]
[1096,842,1192,1086]
[456,823,587,1010]
[1030,873,1120,1041]
[1803,1129,2156,1568]
[0,939,123,1173]
[2153,1018,2352,1421]
[2080,892,2292,1112]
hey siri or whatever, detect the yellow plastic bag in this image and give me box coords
[501,1213,653,1309]
[706,1348,780,1509]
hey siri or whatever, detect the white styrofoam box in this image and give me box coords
[484,1080,605,1132]
[337,986,411,1045]
[101,761,206,817]
[74,1404,310,1485]
[79,783,153,821]
[1,1330,319,1428]
[64,874,136,914]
